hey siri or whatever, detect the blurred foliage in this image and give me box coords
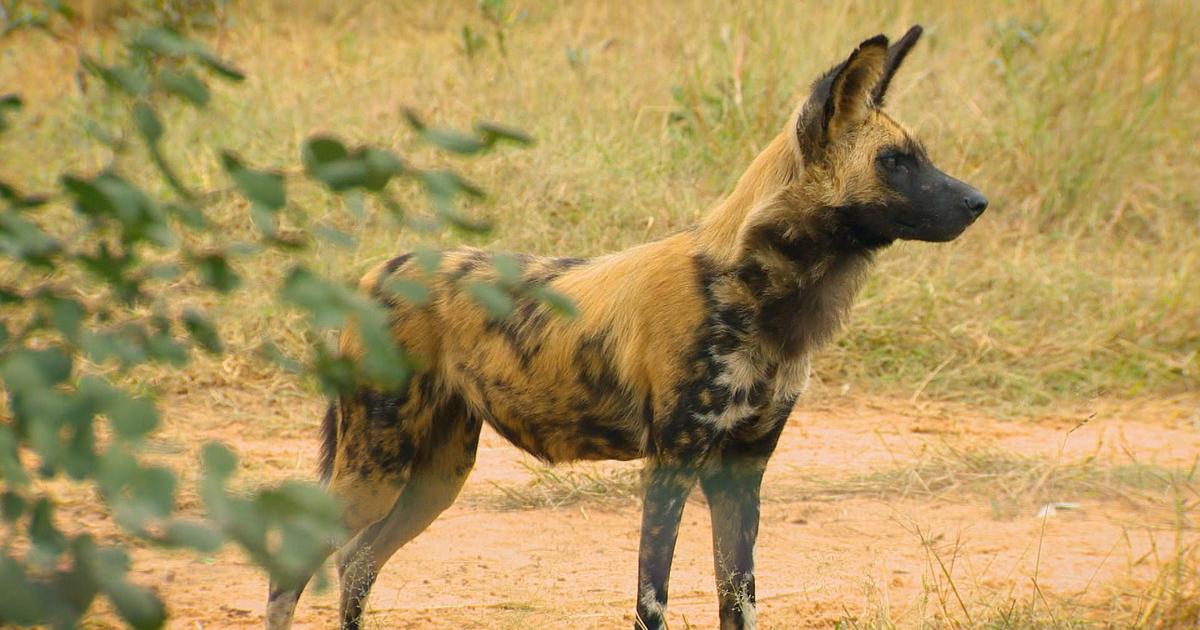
[1,0,229,34]
[0,4,549,628]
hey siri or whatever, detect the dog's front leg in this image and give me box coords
[634,462,697,630]
[699,458,768,630]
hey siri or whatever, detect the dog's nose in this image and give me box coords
[963,191,988,217]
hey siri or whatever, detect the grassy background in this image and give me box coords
[2,0,1197,412]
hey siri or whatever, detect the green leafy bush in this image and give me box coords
[0,12,542,629]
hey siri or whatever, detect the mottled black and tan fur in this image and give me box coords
[265,25,987,630]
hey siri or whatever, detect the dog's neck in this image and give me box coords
[694,133,800,266]
[693,133,887,359]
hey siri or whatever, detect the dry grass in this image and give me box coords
[808,442,1200,629]
[784,442,1198,516]
[835,490,1200,629]
[479,461,641,510]
[486,444,1199,516]
[2,0,1196,411]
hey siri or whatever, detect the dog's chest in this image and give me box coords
[687,338,810,434]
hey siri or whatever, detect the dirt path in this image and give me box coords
[70,389,1198,628]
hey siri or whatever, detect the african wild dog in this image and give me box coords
[266,25,987,630]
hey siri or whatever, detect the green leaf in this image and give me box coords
[491,253,523,284]
[132,103,163,143]
[0,556,43,624]
[310,158,369,192]
[109,66,149,96]
[273,481,341,519]
[63,173,172,247]
[143,316,188,366]
[281,267,353,328]
[76,246,141,304]
[421,127,487,155]
[105,393,159,440]
[182,309,222,354]
[359,147,406,191]
[310,345,357,395]
[145,263,182,281]
[466,282,513,319]
[529,286,579,318]
[191,252,241,293]
[403,109,486,155]
[157,69,210,106]
[145,143,192,200]
[0,347,73,390]
[250,202,277,237]
[162,520,222,552]
[192,48,245,82]
[0,179,48,209]
[0,427,31,487]
[414,247,442,274]
[0,492,23,520]
[104,579,166,630]
[61,410,98,481]
[129,466,176,520]
[96,446,137,498]
[21,390,70,473]
[165,202,208,229]
[0,212,60,266]
[61,175,112,218]
[421,168,486,200]
[304,137,397,193]
[312,223,356,249]
[82,327,153,367]
[1,491,25,522]
[349,300,410,387]
[301,136,349,169]
[84,119,124,150]
[29,499,67,564]
[80,57,147,96]
[475,120,534,146]
[257,341,303,374]
[201,442,237,480]
[0,93,21,133]
[221,152,286,211]
[132,27,190,57]
[380,277,430,306]
[47,296,86,343]
[58,535,101,621]
[420,170,491,234]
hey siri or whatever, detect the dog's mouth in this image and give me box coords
[892,213,975,243]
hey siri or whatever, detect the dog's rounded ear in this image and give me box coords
[797,35,889,160]
[871,25,923,106]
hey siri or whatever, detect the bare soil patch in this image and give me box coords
[69,389,1199,628]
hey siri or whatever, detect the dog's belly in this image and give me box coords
[450,360,648,463]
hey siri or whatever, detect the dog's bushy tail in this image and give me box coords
[318,401,337,484]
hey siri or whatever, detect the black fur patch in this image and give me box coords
[384,252,413,275]
[371,252,416,307]
[449,250,489,283]
[575,332,622,397]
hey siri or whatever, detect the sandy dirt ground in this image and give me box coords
[62,386,1199,629]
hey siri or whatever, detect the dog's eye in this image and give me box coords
[880,151,910,171]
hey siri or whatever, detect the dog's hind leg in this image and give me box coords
[336,400,482,630]
[265,469,405,630]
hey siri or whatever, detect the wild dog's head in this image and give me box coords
[794,26,986,245]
